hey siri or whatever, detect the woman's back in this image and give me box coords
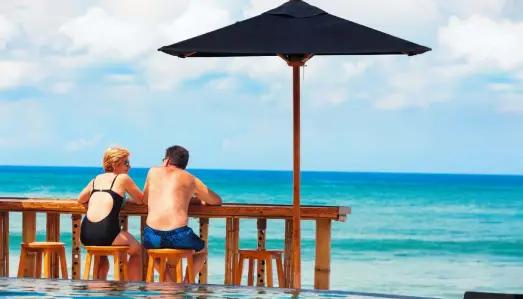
[86,173,124,222]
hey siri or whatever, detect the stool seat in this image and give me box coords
[146,249,195,283]
[18,242,68,279]
[83,246,129,281]
[235,249,284,288]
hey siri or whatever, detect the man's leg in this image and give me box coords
[185,249,207,283]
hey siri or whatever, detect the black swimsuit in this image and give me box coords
[80,175,123,246]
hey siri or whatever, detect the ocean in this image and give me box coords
[0,166,522,298]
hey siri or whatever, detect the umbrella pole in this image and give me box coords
[291,62,302,289]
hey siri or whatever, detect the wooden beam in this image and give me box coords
[0,212,8,277]
[0,199,349,222]
[71,214,81,280]
[256,218,267,286]
[314,219,331,289]
[292,63,302,289]
[46,213,60,278]
[284,219,293,288]
[140,216,147,281]
[198,218,209,284]
[22,212,36,277]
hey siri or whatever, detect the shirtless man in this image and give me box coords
[143,145,222,282]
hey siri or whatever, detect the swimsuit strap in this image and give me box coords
[109,174,119,190]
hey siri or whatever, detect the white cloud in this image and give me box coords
[59,7,155,60]
[206,77,239,92]
[0,15,17,49]
[65,134,103,152]
[439,15,523,71]
[50,81,75,94]
[104,74,136,84]
[0,60,43,89]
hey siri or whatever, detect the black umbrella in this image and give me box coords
[159,0,430,289]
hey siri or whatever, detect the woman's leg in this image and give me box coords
[112,231,143,281]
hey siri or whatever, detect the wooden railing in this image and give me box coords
[0,197,349,289]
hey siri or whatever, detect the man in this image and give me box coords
[143,145,222,282]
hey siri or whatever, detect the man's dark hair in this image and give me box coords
[165,145,189,169]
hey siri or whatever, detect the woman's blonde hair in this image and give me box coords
[102,146,130,172]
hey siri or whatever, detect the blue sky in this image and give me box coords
[1,0,523,174]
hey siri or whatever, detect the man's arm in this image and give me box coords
[142,169,151,206]
[193,177,222,206]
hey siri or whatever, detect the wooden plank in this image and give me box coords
[231,218,239,285]
[0,198,349,221]
[119,215,128,231]
[0,212,8,276]
[22,212,36,277]
[46,213,60,278]
[198,217,209,284]
[314,219,331,290]
[284,219,293,288]
[256,218,267,286]
[224,218,232,284]
[71,214,81,280]
[140,216,147,281]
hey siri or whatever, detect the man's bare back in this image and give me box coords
[144,164,221,231]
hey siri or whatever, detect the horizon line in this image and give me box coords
[1,164,523,177]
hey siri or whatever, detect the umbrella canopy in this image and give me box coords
[159,0,430,57]
[159,0,430,289]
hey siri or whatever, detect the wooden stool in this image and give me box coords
[146,249,195,283]
[235,249,284,288]
[83,246,129,281]
[17,242,68,279]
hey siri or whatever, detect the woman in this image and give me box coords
[77,146,143,281]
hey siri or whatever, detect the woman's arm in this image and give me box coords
[77,179,94,204]
[122,174,144,204]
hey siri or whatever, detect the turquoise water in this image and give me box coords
[1,166,523,298]
[0,278,437,298]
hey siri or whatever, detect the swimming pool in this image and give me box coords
[0,278,437,298]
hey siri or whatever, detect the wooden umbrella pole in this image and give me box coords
[292,61,302,289]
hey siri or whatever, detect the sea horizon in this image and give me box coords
[1,164,523,178]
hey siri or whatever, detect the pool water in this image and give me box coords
[0,278,437,298]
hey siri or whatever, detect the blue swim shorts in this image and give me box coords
[143,225,205,252]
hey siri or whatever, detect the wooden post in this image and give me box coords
[46,213,60,278]
[0,212,8,276]
[119,215,128,231]
[284,219,293,288]
[291,61,302,289]
[224,217,239,285]
[232,218,239,284]
[22,212,36,277]
[71,214,82,279]
[198,217,209,284]
[314,219,331,289]
[224,218,232,284]
[256,218,267,286]
[140,216,147,281]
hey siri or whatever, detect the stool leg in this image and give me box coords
[113,253,120,281]
[93,255,100,280]
[158,257,166,283]
[17,248,27,278]
[35,251,42,278]
[175,258,183,283]
[275,255,284,288]
[247,258,254,286]
[265,256,273,288]
[59,247,68,279]
[83,252,93,280]
[234,256,244,285]
[186,255,194,284]
[121,252,128,281]
[146,255,154,282]
[43,250,51,279]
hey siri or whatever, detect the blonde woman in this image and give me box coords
[77,146,143,281]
